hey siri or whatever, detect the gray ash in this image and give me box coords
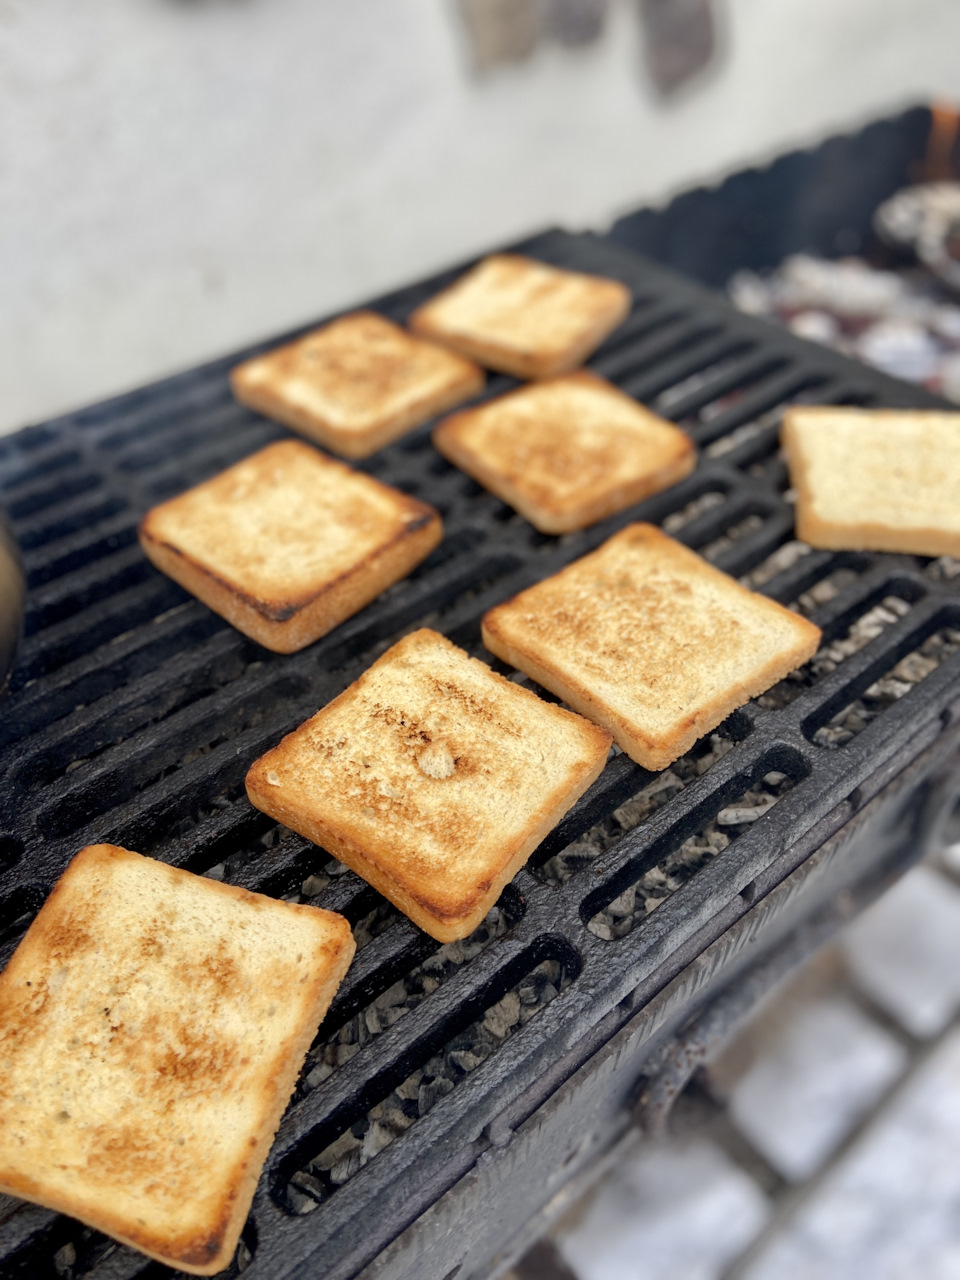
[793,567,862,616]
[286,956,570,1214]
[925,555,960,582]
[705,403,785,458]
[661,490,725,535]
[741,539,812,589]
[587,770,796,941]
[811,625,960,748]
[699,514,764,563]
[301,904,517,1099]
[756,594,911,712]
[537,729,737,890]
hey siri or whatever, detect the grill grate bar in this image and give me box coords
[1,229,957,1280]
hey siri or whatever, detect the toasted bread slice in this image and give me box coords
[230,311,484,458]
[408,254,631,380]
[782,406,960,557]
[0,843,355,1276]
[246,628,611,941]
[139,440,442,653]
[433,371,696,533]
[482,524,821,771]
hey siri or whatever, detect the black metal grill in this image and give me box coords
[2,230,960,1280]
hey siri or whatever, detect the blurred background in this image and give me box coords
[4,0,960,435]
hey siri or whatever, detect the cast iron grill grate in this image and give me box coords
[1,230,959,1280]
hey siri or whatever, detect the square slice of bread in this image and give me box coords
[230,311,484,458]
[139,439,442,653]
[246,628,611,941]
[482,524,822,771]
[408,254,632,380]
[0,843,355,1276]
[782,406,960,557]
[433,371,696,533]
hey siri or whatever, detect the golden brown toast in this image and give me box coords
[408,254,631,380]
[482,524,821,770]
[246,628,611,941]
[138,440,442,653]
[433,370,696,533]
[782,406,960,557]
[0,843,355,1276]
[230,311,484,458]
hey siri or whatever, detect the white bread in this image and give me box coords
[230,311,484,458]
[433,370,696,533]
[0,843,355,1275]
[482,524,822,770]
[408,254,631,380]
[782,406,960,557]
[246,628,611,941]
[138,439,442,653]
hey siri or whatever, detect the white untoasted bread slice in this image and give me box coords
[139,440,442,653]
[408,254,631,380]
[0,843,355,1276]
[482,524,822,771]
[782,406,960,557]
[433,371,696,533]
[246,628,611,941]
[230,311,484,458]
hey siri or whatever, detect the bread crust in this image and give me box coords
[246,629,611,941]
[481,524,822,771]
[433,370,696,533]
[0,844,355,1275]
[230,311,484,459]
[783,406,960,557]
[408,254,631,380]
[138,440,443,653]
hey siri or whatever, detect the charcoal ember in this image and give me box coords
[814,723,856,748]
[716,798,776,825]
[395,1071,424,1103]
[789,310,840,344]
[728,269,772,316]
[315,1129,362,1175]
[662,490,724,533]
[777,255,906,318]
[418,1075,456,1116]
[301,873,330,897]
[605,885,636,919]
[336,1042,361,1066]
[814,598,911,675]
[706,404,782,457]
[288,1170,327,1213]
[926,556,960,581]
[613,770,682,828]
[362,1120,397,1161]
[742,540,812,589]
[795,568,861,615]
[858,318,941,382]
[812,625,960,749]
[305,1060,335,1090]
[701,513,764,563]
[329,1149,363,1186]
[518,969,556,1006]
[53,1243,76,1279]
[520,984,558,1022]
[448,1047,484,1073]
[483,990,522,1039]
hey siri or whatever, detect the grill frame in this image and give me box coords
[1,229,959,1280]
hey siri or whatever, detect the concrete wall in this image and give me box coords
[3,0,960,433]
